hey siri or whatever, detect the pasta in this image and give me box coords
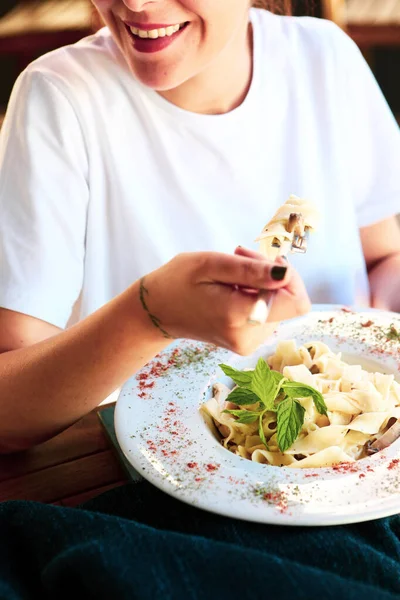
[255,195,320,260]
[202,341,400,468]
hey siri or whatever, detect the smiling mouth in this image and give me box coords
[126,22,189,40]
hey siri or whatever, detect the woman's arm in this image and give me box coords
[0,251,310,453]
[361,216,400,312]
[0,284,167,453]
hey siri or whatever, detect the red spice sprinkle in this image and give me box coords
[173,421,178,426]
[388,459,400,471]
[329,317,335,323]
[332,462,359,474]
[263,491,288,513]
[171,431,178,436]
[187,462,198,469]
[194,477,203,482]
[169,402,175,406]
[228,476,246,485]
[206,463,219,472]
[361,320,374,328]
[359,473,366,479]
[341,307,352,313]
[305,473,319,478]
[136,345,217,398]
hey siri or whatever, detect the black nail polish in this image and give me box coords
[271,266,287,281]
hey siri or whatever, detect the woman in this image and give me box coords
[0,0,399,453]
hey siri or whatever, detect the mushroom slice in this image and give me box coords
[286,212,305,236]
[367,419,400,455]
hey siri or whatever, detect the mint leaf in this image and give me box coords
[223,409,260,424]
[271,371,285,385]
[219,364,253,388]
[311,393,328,416]
[259,412,269,449]
[283,381,327,416]
[227,387,261,406]
[276,398,306,452]
[252,358,277,409]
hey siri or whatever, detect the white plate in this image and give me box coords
[115,305,400,526]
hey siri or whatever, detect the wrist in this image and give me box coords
[120,278,173,350]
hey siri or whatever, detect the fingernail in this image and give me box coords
[271,266,287,281]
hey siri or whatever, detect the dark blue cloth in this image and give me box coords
[0,481,399,599]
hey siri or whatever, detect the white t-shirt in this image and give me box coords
[0,9,399,328]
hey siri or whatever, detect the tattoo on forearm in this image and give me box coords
[139,277,174,340]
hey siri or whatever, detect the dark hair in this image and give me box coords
[253,1,316,16]
[253,1,291,13]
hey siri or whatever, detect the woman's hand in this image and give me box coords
[138,248,311,355]
[0,247,310,451]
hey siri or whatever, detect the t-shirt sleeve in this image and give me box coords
[0,67,89,328]
[334,26,400,228]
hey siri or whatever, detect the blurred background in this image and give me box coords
[0,0,399,125]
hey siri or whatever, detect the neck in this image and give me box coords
[159,20,253,115]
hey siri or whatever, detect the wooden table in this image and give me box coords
[346,0,400,48]
[0,406,128,507]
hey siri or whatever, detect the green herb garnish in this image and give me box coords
[220,358,327,453]
[224,387,260,406]
[223,410,261,424]
[219,364,253,388]
[276,397,306,454]
[387,325,400,342]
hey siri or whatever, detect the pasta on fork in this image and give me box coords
[255,195,320,260]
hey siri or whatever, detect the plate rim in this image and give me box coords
[115,304,400,526]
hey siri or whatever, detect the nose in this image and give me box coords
[121,0,158,11]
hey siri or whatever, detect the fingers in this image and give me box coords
[208,286,277,355]
[153,251,311,356]
[267,274,311,322]
[200,252,290,291]
[235,246,288,265]
[233,247,288,295]
[234,246,267,261]
[233,247,310,323]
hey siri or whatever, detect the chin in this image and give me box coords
[130,63,188,92]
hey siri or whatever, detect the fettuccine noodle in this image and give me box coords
[202,341,400,468]
[255,195,320,260]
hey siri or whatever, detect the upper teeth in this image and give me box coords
[130,24,182,39]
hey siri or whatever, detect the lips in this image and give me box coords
[124,21,189,54]
[125,21,184,30]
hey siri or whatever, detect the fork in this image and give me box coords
[247,213,310,325]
